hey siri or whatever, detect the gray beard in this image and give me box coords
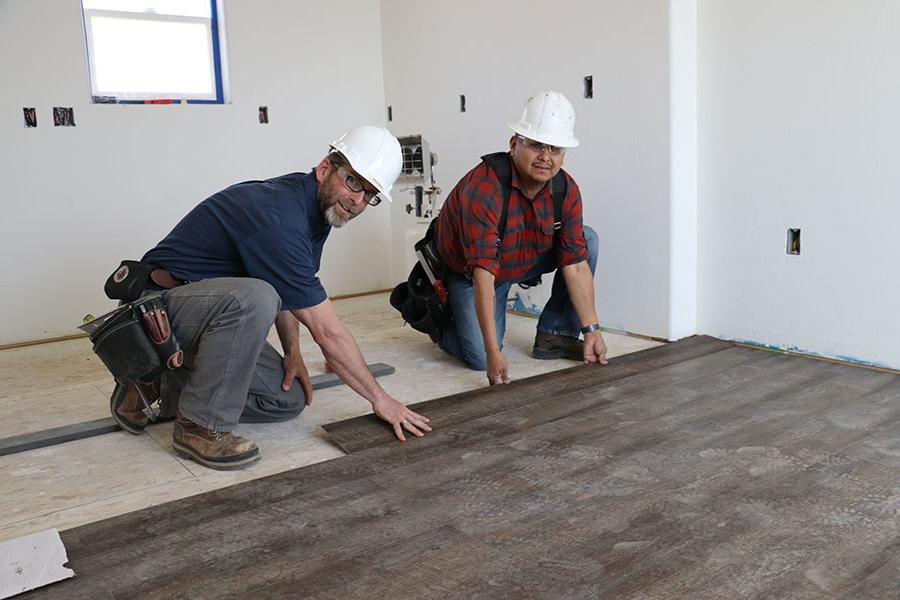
[323,204,347,228]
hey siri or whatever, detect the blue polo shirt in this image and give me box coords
[143,171,331,310]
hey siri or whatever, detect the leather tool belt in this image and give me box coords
[79,294,184,384]
[104,260,184,303]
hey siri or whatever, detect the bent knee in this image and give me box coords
[241,388,305,424]
[463,353,487,371]
[275,402,304,422]
[583,225,599,254]
[242,279,281,313]
[228,278,281,324]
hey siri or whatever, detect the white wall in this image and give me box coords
[698,0,900,370]
[381,0,688,339]
[7,0,896,370]
[0,0,389,344]
[668,0,698,339]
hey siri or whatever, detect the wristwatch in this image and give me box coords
[580,323,601,335]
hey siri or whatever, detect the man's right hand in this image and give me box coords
[486,349,511,385]
[371,396,432,441]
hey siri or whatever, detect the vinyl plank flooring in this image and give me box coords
[21,338,900,599]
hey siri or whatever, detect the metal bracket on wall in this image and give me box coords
[0,363,395,458]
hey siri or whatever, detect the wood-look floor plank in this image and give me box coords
[323,335,734,452]
[838,549,900,600]
[20,338,900,599]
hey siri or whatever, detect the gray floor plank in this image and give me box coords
[322,335,733,453]
[0,418,120,458]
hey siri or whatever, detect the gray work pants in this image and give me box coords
[156,277,306,431]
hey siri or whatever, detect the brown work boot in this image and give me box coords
[172,414,260,471]
[532,331,585,361]
[110,380,160,435]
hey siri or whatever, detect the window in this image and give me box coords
[81,0,225,104]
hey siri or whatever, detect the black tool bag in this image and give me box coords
[79,295,184,384]
[390,220,451,340]
[390,262,449,341]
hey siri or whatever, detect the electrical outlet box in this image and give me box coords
[786,228,801,255]
[52,107,75,127]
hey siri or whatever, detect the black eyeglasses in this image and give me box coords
[336,165,382,206]
[517,135,565,156]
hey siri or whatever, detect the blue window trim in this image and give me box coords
[210,0,224,104]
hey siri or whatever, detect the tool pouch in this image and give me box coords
[104,260,156,302]
[390,219,452,341]
[80,295,183,383]
[412,219,447,291]
[389,261,451,342]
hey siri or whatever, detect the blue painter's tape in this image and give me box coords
[833,355,892,370]
[507,293,541,316]
[726,337,893,370]
[731,339,782,352]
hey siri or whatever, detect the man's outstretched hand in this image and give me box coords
[372,396,432,441]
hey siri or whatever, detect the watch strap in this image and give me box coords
[580,323,601,335]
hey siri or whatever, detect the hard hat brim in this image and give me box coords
[508,122,580,148]
[329,144,394,203]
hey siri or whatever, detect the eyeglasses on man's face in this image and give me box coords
[335,164,382,206]
[517,135,565,156]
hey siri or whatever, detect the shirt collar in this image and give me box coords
[301,170,331,234]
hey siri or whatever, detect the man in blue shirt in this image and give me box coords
[113,126,431,470]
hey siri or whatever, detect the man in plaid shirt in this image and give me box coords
[434,91,608,385]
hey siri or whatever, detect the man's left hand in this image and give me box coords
[282,353,314,405]
[583,331,609,365]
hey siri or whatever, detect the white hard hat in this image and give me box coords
[330,125,402,203]
[508,90,579,148]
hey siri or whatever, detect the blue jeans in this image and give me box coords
[437,226,599,370]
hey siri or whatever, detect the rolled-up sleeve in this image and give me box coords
[463,173,505,276]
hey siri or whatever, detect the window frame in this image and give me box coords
[81,0,225,104]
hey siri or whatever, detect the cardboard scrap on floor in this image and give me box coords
[0,529,74,599]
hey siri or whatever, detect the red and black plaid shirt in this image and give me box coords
[435,158,588,282]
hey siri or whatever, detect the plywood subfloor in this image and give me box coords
[23,337,900,599]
